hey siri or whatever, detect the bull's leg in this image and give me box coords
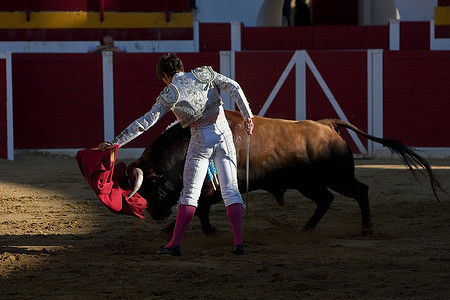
[298,187,335,231]
[196,200,216,237]
[267,187,287,205]
[330,178,373,236]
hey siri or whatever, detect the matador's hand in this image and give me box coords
[98,142,114,151]
[244,118,254,135]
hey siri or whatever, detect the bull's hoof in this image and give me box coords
[361,227,374,237]
[301,225,316,232]
[202,226,216,238]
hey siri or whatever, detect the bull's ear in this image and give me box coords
[148,172,163,183]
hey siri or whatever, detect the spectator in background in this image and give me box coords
[295,0,311,26]
[189,0,197,10]
[282,0,292,26]
[88,35,127,53]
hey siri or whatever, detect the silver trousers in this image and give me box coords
[179,117,243,207]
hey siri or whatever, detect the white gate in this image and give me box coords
[220,49,384,157]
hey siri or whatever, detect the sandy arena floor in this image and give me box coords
[1,153,449,299]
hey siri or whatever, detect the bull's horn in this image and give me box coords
[128,167,143,198]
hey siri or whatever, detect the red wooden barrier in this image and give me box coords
[235,51,368,153]
[400,22,430,50]
[313,26,388,50]
[199,23,231,52]
[224,25,388,52]
[308,51,368,152]
[306,51,367,125]
[12,53,103,149]
[383,51,450,147]
[243,27,314,50]
[235,51,296,119]
[9,51,450,152]
[0,28,193,42]
[113,52,220,148]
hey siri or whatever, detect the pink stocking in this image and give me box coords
[166,204,196,248]
[226,203,243,245]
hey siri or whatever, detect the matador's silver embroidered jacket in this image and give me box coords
[112,66,253,147]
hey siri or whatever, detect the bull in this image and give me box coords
[126,110,444,236]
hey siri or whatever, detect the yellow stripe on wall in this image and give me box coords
[434,7,450,26]
[0,12,194,29]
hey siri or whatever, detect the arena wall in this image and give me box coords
[5,50,450,160]
[2,20,448,53]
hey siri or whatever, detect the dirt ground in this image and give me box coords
[0,153,449,299]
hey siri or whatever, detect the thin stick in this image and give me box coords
[246,134,250,215]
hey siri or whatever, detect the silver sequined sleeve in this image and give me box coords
[111,100,170,147]
[213,72,254,120]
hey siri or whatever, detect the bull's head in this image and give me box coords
[128,167,143,198]
[128,167,163,197]
[126,161,174,221]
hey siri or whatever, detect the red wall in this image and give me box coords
[0,28,193,42]
[307,51,368,152]
[0,21,428,52]
[313,26,388,50]
[11,53,220,149]
[200,25,389,52]
[9,51,450,151]
[235,52,296,119]
[12,53,103,149]
[400,22,430,50]
[383,51,450,147]
[112,52,220,148]
[199,23,231,52]
[243,27,314,51]
[113,53,169,149]
[235,51,368,152]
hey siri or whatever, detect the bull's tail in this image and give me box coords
[320,118,447,203]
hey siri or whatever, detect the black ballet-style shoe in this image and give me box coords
[232,244,244,255]
[156,245,181,256]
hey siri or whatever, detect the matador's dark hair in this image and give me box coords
[156,52,184,79]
